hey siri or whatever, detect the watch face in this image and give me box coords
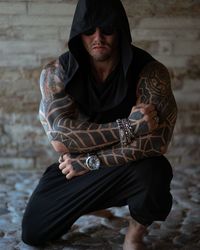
[87,155,100,170]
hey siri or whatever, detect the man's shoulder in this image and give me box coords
[41,51,78,90]
[42,51,72,71]
[43,59,59,71]
[139,60,170,81]
[59,51,78,72]
[42,52,71,82]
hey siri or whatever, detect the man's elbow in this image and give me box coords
[161,145,168,154]
[151,141,168,156]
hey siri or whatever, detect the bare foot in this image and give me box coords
[123,242,147,250]
[87,209,114,219]
[123,219,147,250]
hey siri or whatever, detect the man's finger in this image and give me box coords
[66,171,75,180]
[59,158,71,169]
[59,162,66,170]
[62,167,70,174]
[63,153,71,161]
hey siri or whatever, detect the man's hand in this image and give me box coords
[129,103,159,136]
[59,154,89,180]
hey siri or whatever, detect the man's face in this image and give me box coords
[81,27,119,62]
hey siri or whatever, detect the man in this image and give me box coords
[22,0,177,249]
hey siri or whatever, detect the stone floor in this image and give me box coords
[0,164,200,250]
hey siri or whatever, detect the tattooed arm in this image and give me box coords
[66,61,177,171]
[39,60,156,154]
[39,59,120,153]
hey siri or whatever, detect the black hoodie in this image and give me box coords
[59,0,155,123]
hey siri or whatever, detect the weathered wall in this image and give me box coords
[0,0,200,170]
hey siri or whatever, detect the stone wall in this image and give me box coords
[0,0,199,170]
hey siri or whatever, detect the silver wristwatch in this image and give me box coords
[85,154,100,170]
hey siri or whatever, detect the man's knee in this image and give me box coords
[21,216,44,246]
[21,209,73,246]
[133,156,173,188]
[128,156,173,223]
[135,156,173,206]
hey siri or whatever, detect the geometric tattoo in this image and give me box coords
[39,60,177,171]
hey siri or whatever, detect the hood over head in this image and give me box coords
[68,0,132,74]
[69,0,131,39]
[59,0,134,116]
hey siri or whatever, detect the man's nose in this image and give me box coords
[93,27,104,39]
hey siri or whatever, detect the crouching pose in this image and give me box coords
[22,0,177,249]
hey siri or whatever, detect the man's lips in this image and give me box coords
[92,46,106,49]
[92,45,109,50]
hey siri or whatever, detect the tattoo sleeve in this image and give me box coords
[39,60,121,153]
[70,61,177,169]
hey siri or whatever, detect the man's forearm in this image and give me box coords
[40,60,177,156]
[39,98,120,153]
[98,126,168,167]
[39,96,154,154]
[39,61,125,153]
[70,123,173,170]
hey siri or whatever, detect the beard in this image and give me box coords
[89,41,114,62]
[90,51,112,62]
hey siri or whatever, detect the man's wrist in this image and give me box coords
[116,119,135,146]
[71,159,88,172]
[85,154,101,170]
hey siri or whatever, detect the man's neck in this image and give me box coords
[90,55,119,83]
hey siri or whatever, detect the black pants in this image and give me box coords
[22,156,173,246]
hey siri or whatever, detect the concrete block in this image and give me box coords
[20,26,59,41]
[28,3,76,16]
[178,148,200,167]
[4,124,41,145]
[0,145,18,156]
[0,16,11,27]
[173,134,200,146]
[0,40,64,56]
[158,41,173,56]
[176,111,200,129]
[0,113,40,127]
[153,55,189,68]
[0,3,26,15]
[174,91,200,106]
[0,158,34,170]
[174,41,200,56]
[0,40,65,68]
[58,26,71,41]
[0,26,60,41]
[11,15,72,27]
[0,26,22,40]
[137,18,200,29]
[131,29,200,41]
[134,40,159,55]
[182,80,200,93]
[0,54,38,68]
